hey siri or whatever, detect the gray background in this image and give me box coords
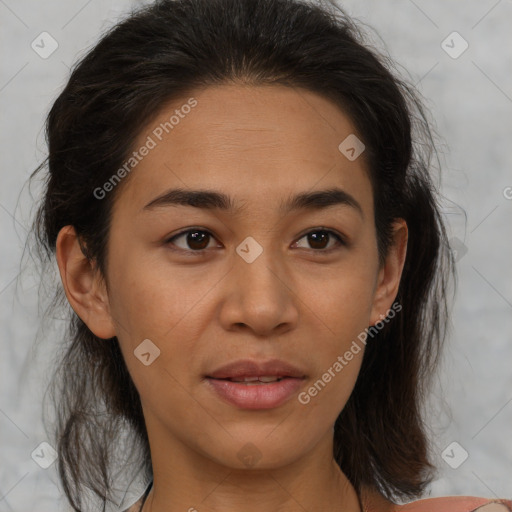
[1,0,511,510]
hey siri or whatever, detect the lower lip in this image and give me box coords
[205,377,304,410]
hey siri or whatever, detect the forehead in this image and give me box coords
[116,84,372,214]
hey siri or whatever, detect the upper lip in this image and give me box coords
[206,359,306,379]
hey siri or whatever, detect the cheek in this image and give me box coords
[313,279,373,321]
[298,318,365,428]
[105,250,226,397]
[107,246,219,340]
[301,259,377,336]
[302,361,362,420]
[299,255,376,401]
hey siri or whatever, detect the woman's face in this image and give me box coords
[61,84,406,472]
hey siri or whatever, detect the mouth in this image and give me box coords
[206,358,306,381]
[209,375,288,384]
[204,358,306,409]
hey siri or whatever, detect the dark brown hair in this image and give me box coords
[29,0,455,509]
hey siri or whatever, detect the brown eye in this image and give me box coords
[294,229,346,251]
[167,229,217,252]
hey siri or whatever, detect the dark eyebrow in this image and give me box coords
[143,187,363,218]
[143,188,239,212]
[280,187,363,218]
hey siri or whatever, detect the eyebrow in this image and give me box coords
[143,187,363,218]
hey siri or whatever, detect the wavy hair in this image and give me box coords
[29,0,455,509]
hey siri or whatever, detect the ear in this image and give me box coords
[55,225,116,339]
[369,219,408,325]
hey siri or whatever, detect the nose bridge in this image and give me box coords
[220,235,299,333]
[234,236,286,303]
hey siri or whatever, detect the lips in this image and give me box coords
[206,359,306,380]
[224,376,284,383]
[205,359,306,409]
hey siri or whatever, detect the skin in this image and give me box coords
[56,84,407,512]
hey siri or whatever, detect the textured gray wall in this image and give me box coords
[1,0,511,510]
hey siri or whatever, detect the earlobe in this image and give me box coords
[55,225,116,339]
[369,219,408,326]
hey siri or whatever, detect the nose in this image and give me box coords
[218,244,300,337]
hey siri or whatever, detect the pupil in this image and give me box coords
[308,231,328,249]
[188,231,209,250]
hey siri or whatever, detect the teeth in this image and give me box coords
[229,376,283,383]
[258,376,281,382]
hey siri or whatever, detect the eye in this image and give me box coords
[293,229,346,252]
[165,228,219,254]
[165,227,347,255]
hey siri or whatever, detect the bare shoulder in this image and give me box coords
[395,496,512,512]
[473,504,512,512]
[360,488,512,512]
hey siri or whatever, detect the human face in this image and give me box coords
[94,84,403,471]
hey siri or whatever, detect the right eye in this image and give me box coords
[165,228,220,254]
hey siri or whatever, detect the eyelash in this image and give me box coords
[164,227,347,255]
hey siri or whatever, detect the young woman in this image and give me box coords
[30,0,511,511]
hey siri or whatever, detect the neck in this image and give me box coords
[142,440,364,512]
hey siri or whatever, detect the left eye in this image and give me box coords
[294,229,346,251]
